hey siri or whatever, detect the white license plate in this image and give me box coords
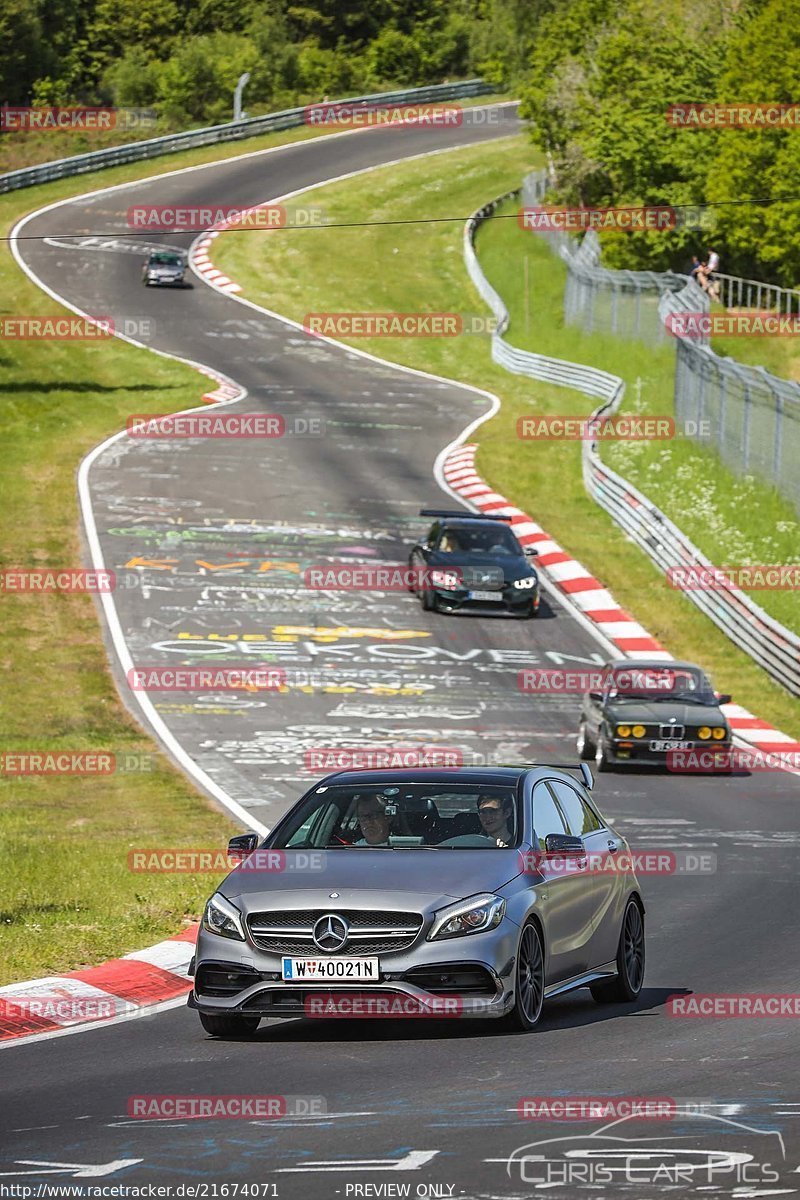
[281,956,380,982]
[468,590,503,601]
[650,739,692,752]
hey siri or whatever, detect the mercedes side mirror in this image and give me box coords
[544,833,584,854]
[524,546,539,556]
[228,833,259,861]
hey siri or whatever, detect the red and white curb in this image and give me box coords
[443,443,800,765]
[196,363,244,404]
[0,925,197,1044]
[191,231,241,294]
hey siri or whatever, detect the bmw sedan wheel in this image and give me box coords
[590,899,645,1004]
[503,922,545,1032]
[199,1012,261,1038]
[577,721,596,760]
[420,587,436,611]
[595,736,613,772]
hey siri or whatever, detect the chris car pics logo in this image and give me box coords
[504,1112,785,1188]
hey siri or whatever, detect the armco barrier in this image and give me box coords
[0,81,494,195]
[464,190,800,697]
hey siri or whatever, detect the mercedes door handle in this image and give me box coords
[606,838,621,852]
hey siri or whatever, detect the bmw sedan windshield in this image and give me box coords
[270,782,522,849]
[438,524,522,557]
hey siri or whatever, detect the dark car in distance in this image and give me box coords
[408,510,540,617]
[577,659,733,772]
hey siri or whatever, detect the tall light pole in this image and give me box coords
[233,72,250,122]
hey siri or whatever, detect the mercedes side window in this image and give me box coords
[547,780,601,837]
[531,781,568,851]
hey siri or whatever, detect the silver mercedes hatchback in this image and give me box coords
[189,766,645,1036]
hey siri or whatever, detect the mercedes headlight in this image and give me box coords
[513,576,537,590]
[202,892,246,941]
[428,893,506,941]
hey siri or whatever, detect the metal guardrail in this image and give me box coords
[0,80,494,195]
[465,194,624,405]
[713,272,800,316]
[464,188,800,696]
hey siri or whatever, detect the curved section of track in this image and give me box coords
[4,107,800,1195]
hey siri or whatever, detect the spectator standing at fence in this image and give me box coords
[705,247,721,299]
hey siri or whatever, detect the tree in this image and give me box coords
[156,33,259,125]
[704,0,800,285]
[0,0,50,104]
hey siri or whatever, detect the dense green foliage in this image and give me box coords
[1,0,795,282]
[2,0,484,125]
[519,0,800,286]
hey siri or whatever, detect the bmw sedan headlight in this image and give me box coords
[202,892,246,941]
[512,576,537,590]
[430,569,462,590]
[428,893,506,941]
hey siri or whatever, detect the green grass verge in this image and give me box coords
[711,309,800,384]
[214,137,800,742]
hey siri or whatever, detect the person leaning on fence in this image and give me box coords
[704,247,721,300]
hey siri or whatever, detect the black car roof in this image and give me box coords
[607,658,707,673]
[438,517,515,528]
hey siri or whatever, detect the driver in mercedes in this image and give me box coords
[353,793,394,846]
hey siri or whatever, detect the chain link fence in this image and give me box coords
[521,169,800,512]
[520,171,686,344]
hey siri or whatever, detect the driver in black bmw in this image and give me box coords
[408,510,540,616]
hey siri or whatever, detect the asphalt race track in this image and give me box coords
[3,104,800,1197]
